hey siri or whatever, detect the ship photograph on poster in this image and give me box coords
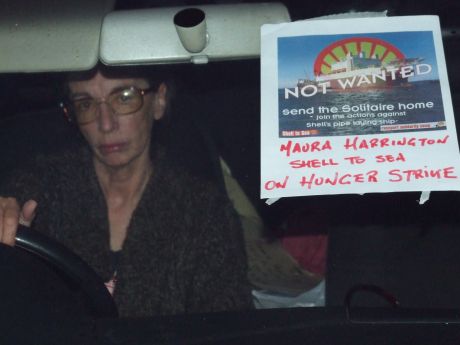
[278,31,446,138]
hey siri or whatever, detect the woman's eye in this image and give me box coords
[74,100,92,112]
[117,90,135,103]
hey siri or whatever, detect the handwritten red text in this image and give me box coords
[280,140,332,157]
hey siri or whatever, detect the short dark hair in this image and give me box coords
[65,62,170,95]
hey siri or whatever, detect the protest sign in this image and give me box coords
[260,16,460,199]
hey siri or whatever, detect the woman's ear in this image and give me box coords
[152,83,168,121]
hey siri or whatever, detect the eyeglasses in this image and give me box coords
[61,86,155,125]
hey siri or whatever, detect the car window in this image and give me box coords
[1,0,460,343]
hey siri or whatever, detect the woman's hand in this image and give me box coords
[0,198,37,246]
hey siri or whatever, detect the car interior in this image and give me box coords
[1,0,460,344]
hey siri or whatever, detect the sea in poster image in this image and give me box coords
[278,79,445,138]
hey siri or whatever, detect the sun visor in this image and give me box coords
[0,0,114,73]
[100,3,291,65]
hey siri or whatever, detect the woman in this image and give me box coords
[0,65,253,317]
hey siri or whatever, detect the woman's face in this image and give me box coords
[68,71,167,169]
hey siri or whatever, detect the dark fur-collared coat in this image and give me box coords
[1,146,253,317]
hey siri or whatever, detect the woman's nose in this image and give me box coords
[97,102,118,132]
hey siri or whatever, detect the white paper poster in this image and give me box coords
[260,16,460,199]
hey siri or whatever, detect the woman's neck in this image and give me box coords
[94,154,153,209]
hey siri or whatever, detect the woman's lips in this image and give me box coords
[98,142,127,154]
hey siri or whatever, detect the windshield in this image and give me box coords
[1,0,460,343]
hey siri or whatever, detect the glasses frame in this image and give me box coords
[60,85,156,125]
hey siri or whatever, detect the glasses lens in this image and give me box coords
[72,99,96,124]
[110,88,143,115]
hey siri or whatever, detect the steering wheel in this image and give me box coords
[12,225,118,318]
